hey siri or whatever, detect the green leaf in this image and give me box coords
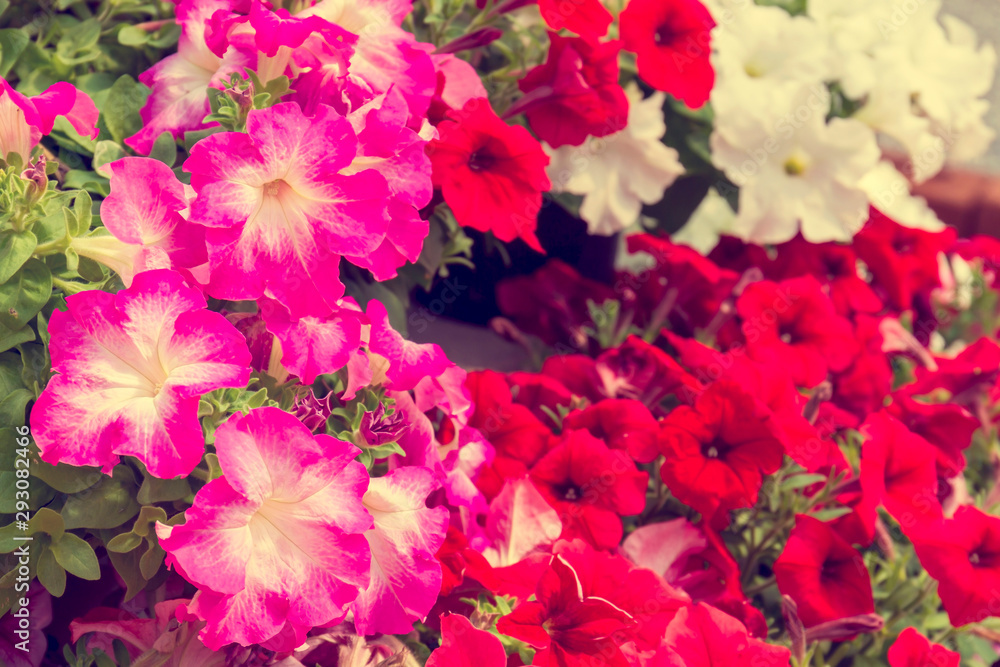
[106,531,143,553]
[0,28,28,78]
[36,547,66,597]
[137,475,190,504]
[31,458,103,494]
[50,533,101,580]
[780,473,827,491]
[54,19,102,66]
[92,141,126,179]
[0,321,34,355]
[810,506,853,521]
[0,231,36,285]
[0,258,51,330]
[61,465,140,530]
[138,541,165,580]
[0,387,32,426]
[101,75,149,145]
[148,132,178,167]
[117,25,149,47]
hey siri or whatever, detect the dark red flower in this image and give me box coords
[736,275,859,388]
[626,234,739,333]
[657,380,784,523]
[530,429,649,550]
[536,0,612,41]
[831,315,893,419]
[907,336,1000,405]
[542,336,703,411]
[508,371,576,426]
[496,259,618,348]
[886,393,979,477]
[429,98,550,251]
[773,515,874,632]
[622,518,767,638]
[853,208,956,311]
[859,412,942,528]
[619,0,715,108]
[435,526,498,596]
[653,603,791,666]
[909,505,1000,627]
[887,627,960,667]
[497,554,634,667]
[514,33,627,147]
[427,613,507,667]
[563,398,660,463]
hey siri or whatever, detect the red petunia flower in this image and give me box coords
[536,0,612,41]
[428,613,507,667]
[530,429,649,550]
[773,515,874,633]
[831,315,893,420]
[887,393,979,477]
[887,627,960,667]
[736,275,859,388]
[908,336,1000,406]
[513,33,627,148]
[910,505,1000,627]
[497,554,634,667]
[428,98,551,251]
[653,603,791,666]
[859,412,942,529]
[619,0,715,108]
[657,380,785,524]
[853,209,956,312]
[563,398,660,463]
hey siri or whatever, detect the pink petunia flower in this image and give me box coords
[71,157,206,286]
[157,407,373,650]
[184,102,392,317]
[0,77,98,162]
[31,270,251,479]
[352,467,449,634]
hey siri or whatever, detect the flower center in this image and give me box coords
[970,551,981,565]
[654,23,675,46]
[264,179,284,196]
[468,149,495,172]
[560,484,581,501]
[784,153,810,176]
[702,443,721,459]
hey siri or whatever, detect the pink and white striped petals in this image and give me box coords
[157,407,373,650]
[367,299,449,390]
[351,466,449,635]
[30,270,250,478]
[185,102,391,317]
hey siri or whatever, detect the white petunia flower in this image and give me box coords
[710,83,881,244]
[545,83,685,236]
[858,160,943,231]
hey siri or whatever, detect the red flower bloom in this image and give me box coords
[626,234,739,333]
[860,412,942,528]
[657,380,785,523]
[497,259,618,348]
[853,209,956,311]
[736,275,858,388]
[563,398,660,463]
[429,98,551,251]
[908,336,1000,405]
[773,515,874,632]
[831,315,893,419]
[536,0,612,41]
[887,627,960,667]
[887,393,979,477]
[428,613,507,667]
[910,505,1000,627]
[514,34,627,148]
[508,371,576,426]
[619,0,715,108]
[543,335,703,411]
[530,429,649,550]
[653,603,791,666]
[497,554,634,667]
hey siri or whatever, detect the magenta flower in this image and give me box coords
[157,407,373,650]
[31,270,251,479]
[352,467,449,634]
[184,102,392,317]
[72,157,206,286]
[0,77,98,162]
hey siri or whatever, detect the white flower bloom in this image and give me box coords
[710,83,880,244]
[712,3,832,91]
[671,187,738,255]
[545,83,685,236]
[859,160,943,231]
